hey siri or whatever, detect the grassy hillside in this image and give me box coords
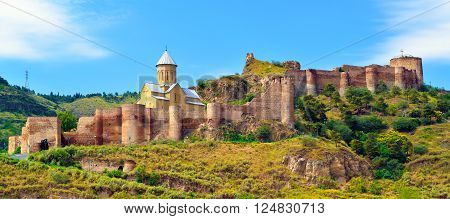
[243,59,287,76]
[61,96,137,118]
[0,79,60,148]
[1,123,448,199]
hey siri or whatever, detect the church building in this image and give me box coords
[137,50,205,111]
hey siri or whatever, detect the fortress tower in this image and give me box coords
[156,50,177,85]
[390,56,423,86]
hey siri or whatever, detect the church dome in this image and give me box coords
[156,50,177,66]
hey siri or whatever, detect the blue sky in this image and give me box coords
[0,0,449,95]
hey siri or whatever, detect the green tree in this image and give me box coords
[372,157,404,180]
[323,84,338,98]
[373,97,388,114]
[57,111,77,132]
[377,131,413,163]
[404,89,420,104]
[322,120,352,143]
[364,133,379,159]
[375,81,389,94]
[297,95,328,123]
[345,87,374,114]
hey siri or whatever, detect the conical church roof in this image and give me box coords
[156,50,177,66]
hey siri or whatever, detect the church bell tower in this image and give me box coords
[156,50,177,85]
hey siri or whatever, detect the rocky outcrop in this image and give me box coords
[283,148,372,184]
[192,116,296,142]
[80,158,123,173]
[194,75,250,103]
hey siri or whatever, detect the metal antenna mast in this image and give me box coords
[25,70,29,89]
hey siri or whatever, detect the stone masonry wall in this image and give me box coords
[8,136,21,154]
[11,55,424,153]
[20,117,61,154]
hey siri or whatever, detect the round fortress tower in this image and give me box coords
[121,104,146,145]
[365,67,378,92]
[156,50,177,85]
[339,71,350,96]
[306,69,317,96]
[390,56,423,86]
[394,67,406,89]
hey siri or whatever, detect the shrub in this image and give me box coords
[408,108,422,118]
[147,172,160,186]
[392,117,420,132]
[221,127,255,143]
[404,89,421,103]
[437,97,449,114]
[373,97,388,114]
[413,145,428,155]
[49,170,70,184]
[135,165,160,186]
[350,139,365,156]
[346,115,387,133]
[105,169,124,179]
[375,81,389,94]
[255,125,271,142]
[30,147,80,167]
[322,120,352,143]
[369,181,383,195]
[135,165,147,184]
[346,177,368,193]
[229,93,255,105]
[373,157,404,180]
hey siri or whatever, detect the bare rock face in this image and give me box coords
[283,148,372,184]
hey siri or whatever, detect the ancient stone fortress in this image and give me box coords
[8,51,424,155]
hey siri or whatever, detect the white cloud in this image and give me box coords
[367,0,450,64]
[0,0,108,60]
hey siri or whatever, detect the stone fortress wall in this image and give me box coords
[9,53,423,154]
